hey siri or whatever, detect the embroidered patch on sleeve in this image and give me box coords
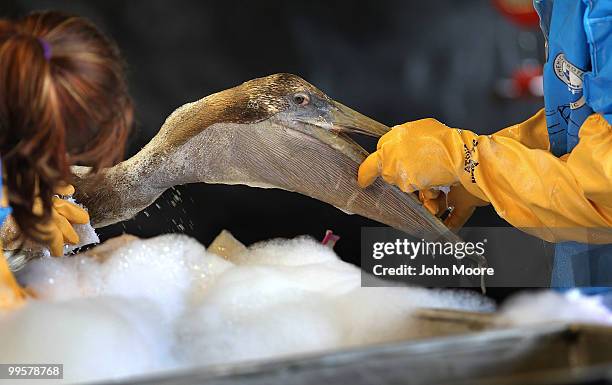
[463,139,479,183]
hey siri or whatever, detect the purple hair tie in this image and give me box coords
[37,38,52,61]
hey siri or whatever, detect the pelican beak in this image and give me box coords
[288,99,390,164]
[327,101,390,138]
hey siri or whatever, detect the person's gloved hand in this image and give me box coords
[357,118,491,229]
[358,118,473,193]
[33,184,89,256]
[357,110,551,233]
[419,186,488,231]
[358,110,612,243]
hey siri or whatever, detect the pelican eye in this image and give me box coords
[292,93,310,106]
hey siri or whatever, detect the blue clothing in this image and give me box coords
[552,242,612,287]
[534,0,612,288]
[0,160,9,227]
[0,205,10,227]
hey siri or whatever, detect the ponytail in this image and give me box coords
[0,11,133,241]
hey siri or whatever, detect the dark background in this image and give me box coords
[2,1,545,297]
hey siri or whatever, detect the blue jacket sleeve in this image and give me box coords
[583,0,612,125]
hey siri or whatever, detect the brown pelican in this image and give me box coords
[72,74,449,236]
[69,74,486,278]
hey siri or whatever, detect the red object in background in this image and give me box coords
[512,64,543,96]
[493,0,540,28]
[492,0,543,99]
[495,64,543,98]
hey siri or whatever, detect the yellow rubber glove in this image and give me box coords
[358,110,612,243]
[33,184,90,256]
[0,187,30,308]
[419,185,489,231]
[416,110,549,230]
[0,246,29,308]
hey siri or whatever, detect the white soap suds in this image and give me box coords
[0,297,176,385]
[1,233,610,384]
[497,289,612,327]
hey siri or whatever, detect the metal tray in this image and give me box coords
[105,308,612,385]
